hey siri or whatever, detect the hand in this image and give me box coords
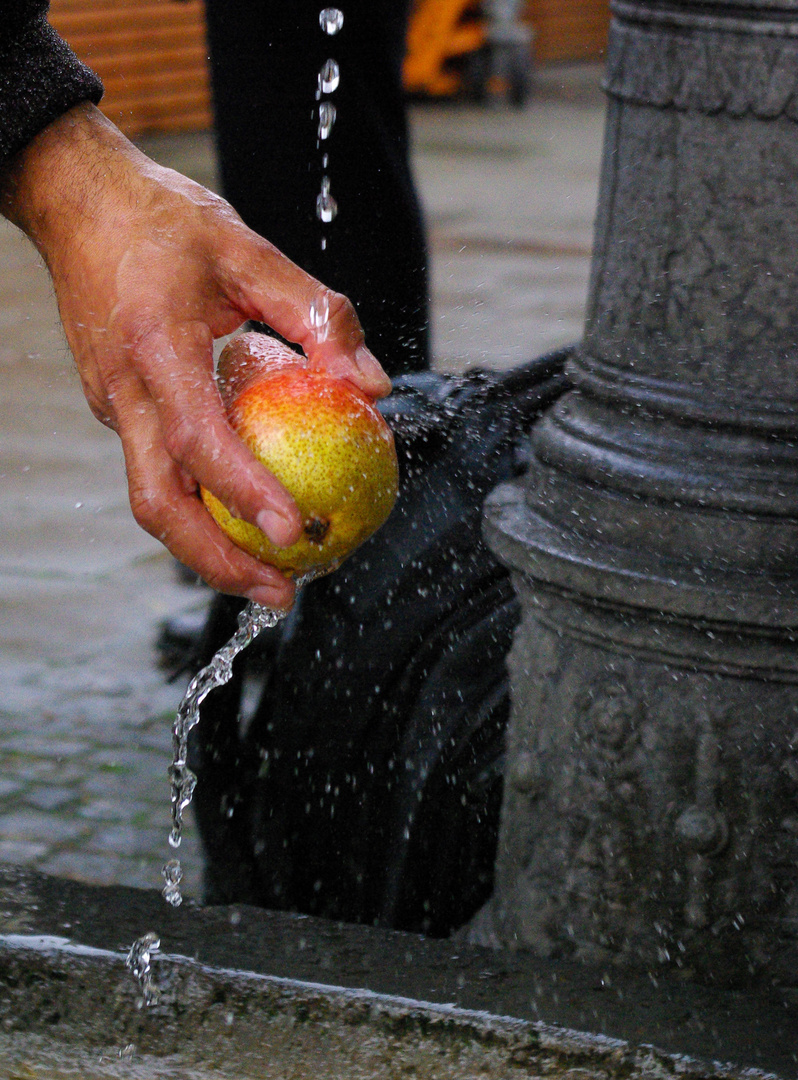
[1,103,392,609]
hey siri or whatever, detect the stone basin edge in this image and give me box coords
[0,931,780,1080]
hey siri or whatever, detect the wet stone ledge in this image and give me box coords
[0,866,797,1077]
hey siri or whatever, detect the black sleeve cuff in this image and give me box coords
[0,10,104,168]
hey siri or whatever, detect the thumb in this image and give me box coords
[227,234,393,399]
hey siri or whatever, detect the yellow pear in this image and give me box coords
[201,333,399,578]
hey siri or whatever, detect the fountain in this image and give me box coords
[4,2,798,1074]
[484,0,798,986]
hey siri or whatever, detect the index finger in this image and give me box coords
[221,232,393,399]
[129,321,303,547]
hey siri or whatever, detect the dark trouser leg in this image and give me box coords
[204,0,430,376]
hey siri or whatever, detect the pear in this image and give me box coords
[201,333,399,578]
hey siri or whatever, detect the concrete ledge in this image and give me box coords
[1,866,795,1077]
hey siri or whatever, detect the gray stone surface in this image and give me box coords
[485,2,798,983]
[0,865,796,1076]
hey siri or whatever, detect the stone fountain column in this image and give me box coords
[483,0,798,983]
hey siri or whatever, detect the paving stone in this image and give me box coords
[77,798,144,823]
[0,810,87,845]
[0,736,89,757]
[23,786,77,812]
[36,851,139,887]
[85,824,166,858]
[0,839,49,862]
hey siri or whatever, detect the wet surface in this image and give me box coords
[0,66,603,898]
[1,866,797,1077]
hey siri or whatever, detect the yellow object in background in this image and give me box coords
[403,0,486,97]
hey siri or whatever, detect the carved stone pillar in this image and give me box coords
[484,0,798,983]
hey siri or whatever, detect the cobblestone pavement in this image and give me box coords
[0,65,604,902]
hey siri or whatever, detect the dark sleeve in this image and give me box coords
[0,1,103,168]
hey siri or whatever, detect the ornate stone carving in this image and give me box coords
[606,18,798,120]
[486,0,798,983]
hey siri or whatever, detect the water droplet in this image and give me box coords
[321,237,328,250]
[316,176,338,223]
[322,153,329,168]
[318,102,336,140]
[162,858,184,907]
[319,59,340,94]
[319,7,344,34]
[310,288,330,342]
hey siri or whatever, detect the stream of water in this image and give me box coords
[162,601,288,905]
[126,5,346,1009]
[316,8,344,247]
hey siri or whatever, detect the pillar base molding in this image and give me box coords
[486,483,798,983]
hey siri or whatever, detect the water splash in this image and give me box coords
[318,101,337,140]
[319,7,344,34]
[164,601,288,906]
[125,931,161,1007]
[319,59,340,95]
[316,176,338,223]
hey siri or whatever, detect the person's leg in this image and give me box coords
[204,0,430,376]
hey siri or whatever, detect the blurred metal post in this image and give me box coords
[483,0,798,983]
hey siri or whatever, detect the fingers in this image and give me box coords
[115,382,296,609]
[224,234,393,399]
[130,322,302,547]
[308,292,394,400]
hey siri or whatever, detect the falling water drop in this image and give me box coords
[309,287,331,342]
[319,59,340,94]
[161,858,184,907]
[126,932,161,1007]
[316,176,338,223]
[318,101,336,140]
[319,7,344,34]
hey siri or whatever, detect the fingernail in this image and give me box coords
[248,584,294,611]
[257,508,298,548]
[355,345,392,393]
[354,344,380,374]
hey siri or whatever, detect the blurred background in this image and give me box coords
[0,0,607,899]
[46,0,609,135]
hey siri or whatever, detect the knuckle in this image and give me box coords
[86,395,115,429]
[328,290,358,327]
[162,413,203,465]
[128,483,166,534]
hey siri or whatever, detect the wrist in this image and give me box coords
[0,102,142,262]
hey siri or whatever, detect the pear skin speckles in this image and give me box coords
[201,336,398,577]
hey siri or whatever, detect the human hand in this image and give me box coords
[1,103,392,609]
